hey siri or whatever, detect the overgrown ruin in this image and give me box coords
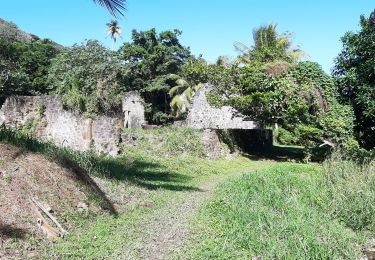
[0,88,270,158]
[187,85,260,130]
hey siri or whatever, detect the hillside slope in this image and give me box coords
[0,18,37,42]
[0,143,104,259]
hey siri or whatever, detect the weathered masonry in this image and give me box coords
[0,92,146,156]
[187,84,272,153]
[0,87,271,158]
[187,84,260,130]
[122,91,146,128]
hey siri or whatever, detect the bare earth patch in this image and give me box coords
[0,143,100,259]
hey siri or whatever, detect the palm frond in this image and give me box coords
[234,41,250,54]
[175,78,189,88]
[170,95,183,110]
[183,87,193,101]
[93,0,126,17]
[168,85,183,96]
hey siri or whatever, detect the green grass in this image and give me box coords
[182,161,374,259]
[0,126,261,259]
[49,156,260,259]
[122,126,206,158]
[3,126,372,259]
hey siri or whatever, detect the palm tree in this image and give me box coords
[169,79,203,116]
[93,0,126,17]
[234,23,304,63]
[106,20,122,50]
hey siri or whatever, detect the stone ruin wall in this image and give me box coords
[0,96,123,156]
[0,87,268,159]
[187,84,260,130]
[122,91,146,128]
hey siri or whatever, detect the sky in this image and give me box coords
[0,0,374,73]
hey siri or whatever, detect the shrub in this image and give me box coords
[276,127,295,145]
[48,40,125,116]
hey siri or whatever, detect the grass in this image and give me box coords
[49,156,260,259]
[0,126,261,259]
[3,126,373,259]
[121,126,206,158]
[181,160,374,259]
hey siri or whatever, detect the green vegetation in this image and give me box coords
[182,160,374,259]
[0,127,260,259]
[50,156,259,259]
[1,9,375,156]
[1,3,375,260]
[122,127,206,158]
[48,40,125,116]
[106,20,122,50]
[334,9,375,150]
[208,26,355,157]
[0,38,60,103]
[120,28,192,123]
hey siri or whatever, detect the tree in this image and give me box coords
[235,23,304,64]
[106,20,122,50]
[168,57,210,116]
[169,79,203,116]
[120,28,191,123]
[333,9,375,150]
[0,39,60,104]
[208,24,354,155]
[93,0,126,17]
[48,40,126,116]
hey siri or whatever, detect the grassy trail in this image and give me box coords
[50,155,272,260]
[114,161,272,260]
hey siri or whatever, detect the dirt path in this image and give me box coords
[120,164,266,260]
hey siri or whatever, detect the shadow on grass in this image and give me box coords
[0,223,28,239]
[96,157,200,192]
[0,127,201,215]
[244,144,305,162]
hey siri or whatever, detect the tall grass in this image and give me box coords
[322,155,375,232]
[185,158,374,259]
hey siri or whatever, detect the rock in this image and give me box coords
[77,202,89,212]
[202,129,222,160]
[364,248,375,260]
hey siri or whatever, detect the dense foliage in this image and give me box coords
[334,9,375,150]
[48,40,125,116]
[207,26,354,155]
[1,16,373,157]
[120,28,191,123]
[0,38,59,104]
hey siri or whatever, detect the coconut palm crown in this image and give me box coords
[106,20,122,50]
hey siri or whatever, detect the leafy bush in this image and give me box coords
[208,58,355,154]
[0,39,59,104]
[48,40,125,116]
[120,29,191,123]
[276,127,295,145]
[334,9,375,149]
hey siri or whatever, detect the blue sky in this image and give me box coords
[0,0,374,72]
